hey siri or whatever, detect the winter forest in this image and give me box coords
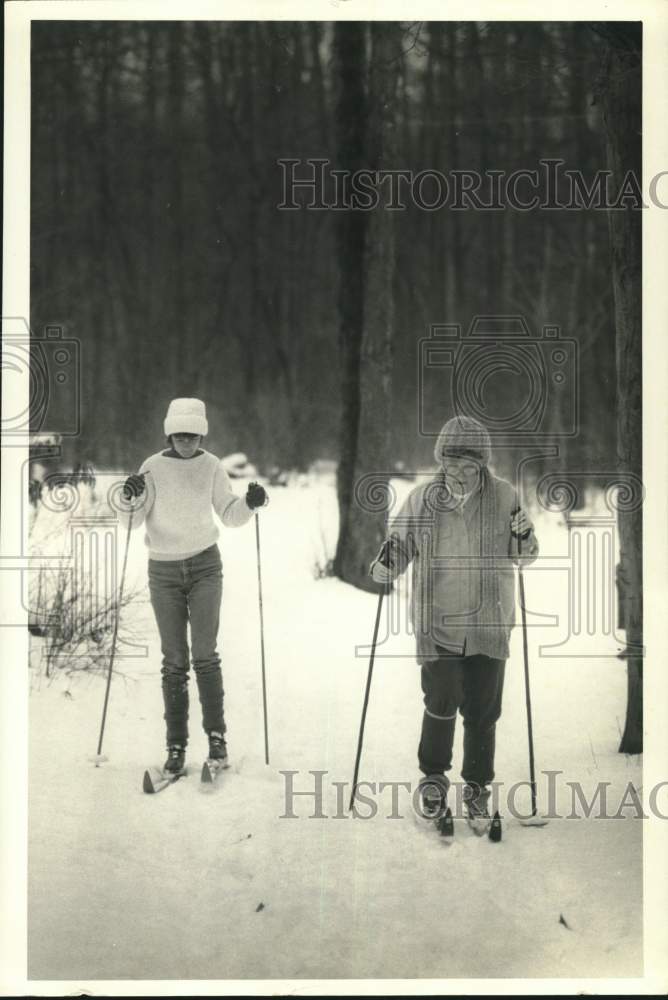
[33,21,630,472]
[21,17,650,988]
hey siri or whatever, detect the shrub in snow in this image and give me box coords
[29,562,141,678]
[28,475,141,677]
[311,484,338,579]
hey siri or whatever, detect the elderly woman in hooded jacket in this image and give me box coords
[370,415,538,833]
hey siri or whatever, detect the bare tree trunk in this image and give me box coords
[501,26,516,311]
[596,24,642,754]
[167,25,186,386]
[242,24,259,408]
[334,24,399,592]
[333,23,367,584]
[142,27,157,380]
[467,23,494,306]
[308,23,329,149]
[445,23,462,317]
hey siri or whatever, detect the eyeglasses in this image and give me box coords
[442,459,481,475]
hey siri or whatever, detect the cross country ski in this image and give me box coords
[200,757,229,785]
[142,766,187,794]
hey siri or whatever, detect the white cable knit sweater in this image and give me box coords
[121,450,253,560]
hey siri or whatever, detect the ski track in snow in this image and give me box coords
[28,478,642,981]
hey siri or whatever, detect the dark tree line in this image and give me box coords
[32,21,618,476]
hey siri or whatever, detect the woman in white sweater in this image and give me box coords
[121,398,266,776]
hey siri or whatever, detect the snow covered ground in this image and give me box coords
[27,474,643,983]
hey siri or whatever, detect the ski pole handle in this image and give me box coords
[247,480,269,510]
[510,504,532,542]
[369,538,394,592]
[371,538,394,573]
[377,539,393,568]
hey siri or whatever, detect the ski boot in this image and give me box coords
[464,783,492,836]
[418,774,453,837]
[164,744,186,776]
[207,730,229,767]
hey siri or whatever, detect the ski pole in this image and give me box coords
[517,534,536,813]
[515,517,548,827]
[254,510,270,766]
[91,485,137,766]
[349,540,392,813]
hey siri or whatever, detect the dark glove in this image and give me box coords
[510,506,532,541]
[122,473,145,501]
[376,539,394,569]
[369,539,394,583]
[246,481,267,510]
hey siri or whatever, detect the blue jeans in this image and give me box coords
[148,544,224,746]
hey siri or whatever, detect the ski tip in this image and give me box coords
[201,759,228,785]
[143,766,184,793]
[519,814,550,827]
[488,810,502,842]
[437,807,454,839]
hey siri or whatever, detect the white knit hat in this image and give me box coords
[164,398,208,437]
